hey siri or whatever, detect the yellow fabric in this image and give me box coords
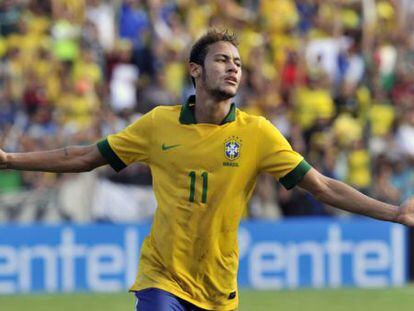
[6,33,48,65]
[186,2,215,38]
[56,0,85,23]
[0,37,7,57]
[8,57,25,100]
[369,103,395,137]
[25,13,51,35]
[377,1,395,20]
[72,60,102,86]
[268,33,300,69]
[294,87,335,130]
[333,113,363,147]
[106,105,304,310]
[238,28,264,68]
[260,0,298,32]
[341,9,360,28]
[57,93,99,130]
[347,149,371,188]
[45,73,62,103]
[32,59,61,102]
[164,61,186,98]
[356,85,371,124]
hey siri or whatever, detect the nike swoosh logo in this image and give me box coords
[162,144,181,151]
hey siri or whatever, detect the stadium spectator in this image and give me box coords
[118,0,150,49]
[85,0,116,52]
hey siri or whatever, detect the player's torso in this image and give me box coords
[149,107,258,220]
[135,106,261,308]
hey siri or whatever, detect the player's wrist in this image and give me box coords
[392,206,402,224]
[1,152,11,169]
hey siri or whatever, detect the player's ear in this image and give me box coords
[189,62,202,79]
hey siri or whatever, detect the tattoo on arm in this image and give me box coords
[63,147,69,157]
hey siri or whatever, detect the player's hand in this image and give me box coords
[0,148,8,169]
[396,198,414,226]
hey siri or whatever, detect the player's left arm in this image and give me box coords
[297,167,414,226]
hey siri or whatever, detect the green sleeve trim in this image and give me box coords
[279,160,312,190]
[97,139,127,172]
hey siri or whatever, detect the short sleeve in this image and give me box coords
[257,118,311,189]
[97,110,154,171]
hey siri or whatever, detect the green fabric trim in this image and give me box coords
[97,139,126,172]
[221,102,236,124]
[279,160,312,190]
[179,95,197,124]
[179,95,236,125]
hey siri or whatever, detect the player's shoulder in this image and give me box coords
[148,105,182,119]
[150,104,181,114]
[236,108,268,126]
[236,108,284,137]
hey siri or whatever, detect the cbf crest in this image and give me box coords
[224,136,242,161]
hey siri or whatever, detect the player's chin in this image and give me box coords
[214,91,236,101]
[209,83,238,100]
[218,85,238,99]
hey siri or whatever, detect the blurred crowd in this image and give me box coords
[1,0,414,223]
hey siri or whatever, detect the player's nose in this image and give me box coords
[227,61,239,74]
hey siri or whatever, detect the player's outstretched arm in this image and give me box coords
[0,144,108,173]
[298,168,414,226]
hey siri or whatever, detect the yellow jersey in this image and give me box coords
[97,96,311,310]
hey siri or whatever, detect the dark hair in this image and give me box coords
[189,29,238,87]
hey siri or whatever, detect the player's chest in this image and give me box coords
[151,127,254,172]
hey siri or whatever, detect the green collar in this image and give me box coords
[179,95,236,125]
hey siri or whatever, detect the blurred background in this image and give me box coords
[1,0,414,299]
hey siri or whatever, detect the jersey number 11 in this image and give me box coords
[188,171,208,203]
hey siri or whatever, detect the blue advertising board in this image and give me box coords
[237,218,406,289]
[0,218,407,294]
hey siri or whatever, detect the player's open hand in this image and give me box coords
[397,198,414,226]
[0,148,7,169]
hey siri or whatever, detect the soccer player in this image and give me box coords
[1,29,414,311]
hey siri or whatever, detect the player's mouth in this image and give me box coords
[224,76,238,85]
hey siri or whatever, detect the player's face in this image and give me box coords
[201,41,242,100]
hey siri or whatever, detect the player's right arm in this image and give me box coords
[0,107,157,173]
[0,145,107,173]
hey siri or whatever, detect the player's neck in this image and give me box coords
[194,92,233,125]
